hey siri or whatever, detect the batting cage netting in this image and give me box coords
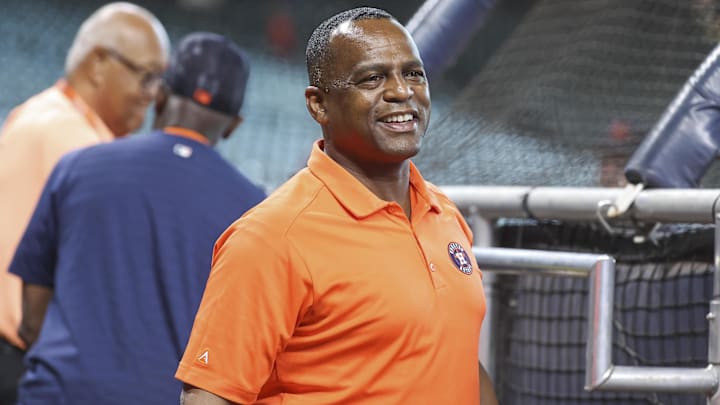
[420,2,720,400]
[415,0,720,188]
[416,1,720,402]
[492,220,713,405]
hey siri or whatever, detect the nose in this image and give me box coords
[383,73,414,102]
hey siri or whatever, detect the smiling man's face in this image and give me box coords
[320,17,431,168]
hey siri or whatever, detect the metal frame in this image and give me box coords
[443,186,720,403]
[442,186,720,222]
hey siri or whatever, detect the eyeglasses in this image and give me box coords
[103,48,164,90]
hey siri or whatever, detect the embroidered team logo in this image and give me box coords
[448,242,473,275]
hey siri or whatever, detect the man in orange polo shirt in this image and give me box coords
[177,7,498,405]
[0,3,168,403]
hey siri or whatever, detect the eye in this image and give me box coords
[356,74,384,89]
[405,70,426,82]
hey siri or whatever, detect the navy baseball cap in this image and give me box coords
[164,32,250,116]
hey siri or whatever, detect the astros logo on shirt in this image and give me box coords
[448,242,473,275]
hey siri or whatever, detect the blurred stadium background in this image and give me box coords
[0,0,464,191]
[3,1,720,404]
[4,0,719,190]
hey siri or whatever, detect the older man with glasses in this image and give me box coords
[0,3,168,404]
[102,47,166,92]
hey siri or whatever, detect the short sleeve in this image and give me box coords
[0,100,102,278]
[8,151,80,287]
[176,219,314,404]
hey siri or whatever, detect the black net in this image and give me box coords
[494,221,714,405]
[415,0,720,187]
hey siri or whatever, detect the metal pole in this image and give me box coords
[441,186,720,223]
[584,257,615,390]
[468,209,497,382]
[459,190,720,399]
[706,214,720,404]
[472,247,720,395]
[441,186,532,219]
[472,247,601,277]
[599,366,717,392]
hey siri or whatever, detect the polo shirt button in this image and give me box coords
[430,263,436,272]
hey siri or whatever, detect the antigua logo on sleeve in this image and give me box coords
[196,348,209,366]
[448,242,473,275]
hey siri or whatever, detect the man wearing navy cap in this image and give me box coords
[8,32,266,405]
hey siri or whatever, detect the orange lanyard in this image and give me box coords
[56,80,109,136]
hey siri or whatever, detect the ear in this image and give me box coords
[151,87,171,130]
[154,86,169,116]
[87,47,107,87]
[305,86,328,125]
[222,116,243,139]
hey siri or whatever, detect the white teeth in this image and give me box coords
[383,113,413,123]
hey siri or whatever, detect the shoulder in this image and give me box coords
[2,87,100,150]
[230,168,323,241]
[230,172,267,205]
[4,88,87,135]
[71,133,164,162]
[212,174,315,269]
[425,181,463,214]
[43,137,138,189]
[37,147,88,196]
[425,181,474,241]
[156,134,268,205]
[204,150,267,202]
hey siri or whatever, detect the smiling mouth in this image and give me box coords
[379,112,418,132]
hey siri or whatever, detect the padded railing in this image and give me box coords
[442,186,720,404]
[474,247,719,398]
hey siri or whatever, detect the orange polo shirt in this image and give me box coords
[0,81,113,348]
[176,140,486,404]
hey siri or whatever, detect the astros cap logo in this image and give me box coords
[193,88,213,105]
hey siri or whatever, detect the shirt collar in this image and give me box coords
[307,140,442,219]
[163,126,210,145]
[408,158,443,216]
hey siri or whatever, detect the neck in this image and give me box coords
[65,75,89,101]
[65,75,100,118]
[64,74,122,137]
[153,95,230,146]
[328,148,413,217]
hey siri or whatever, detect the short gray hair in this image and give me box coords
[64,2,169,74]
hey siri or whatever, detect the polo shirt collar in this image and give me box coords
[307,140,442,219]
[408,159,443,215]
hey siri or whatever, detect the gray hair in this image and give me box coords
[65,2,169,74]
